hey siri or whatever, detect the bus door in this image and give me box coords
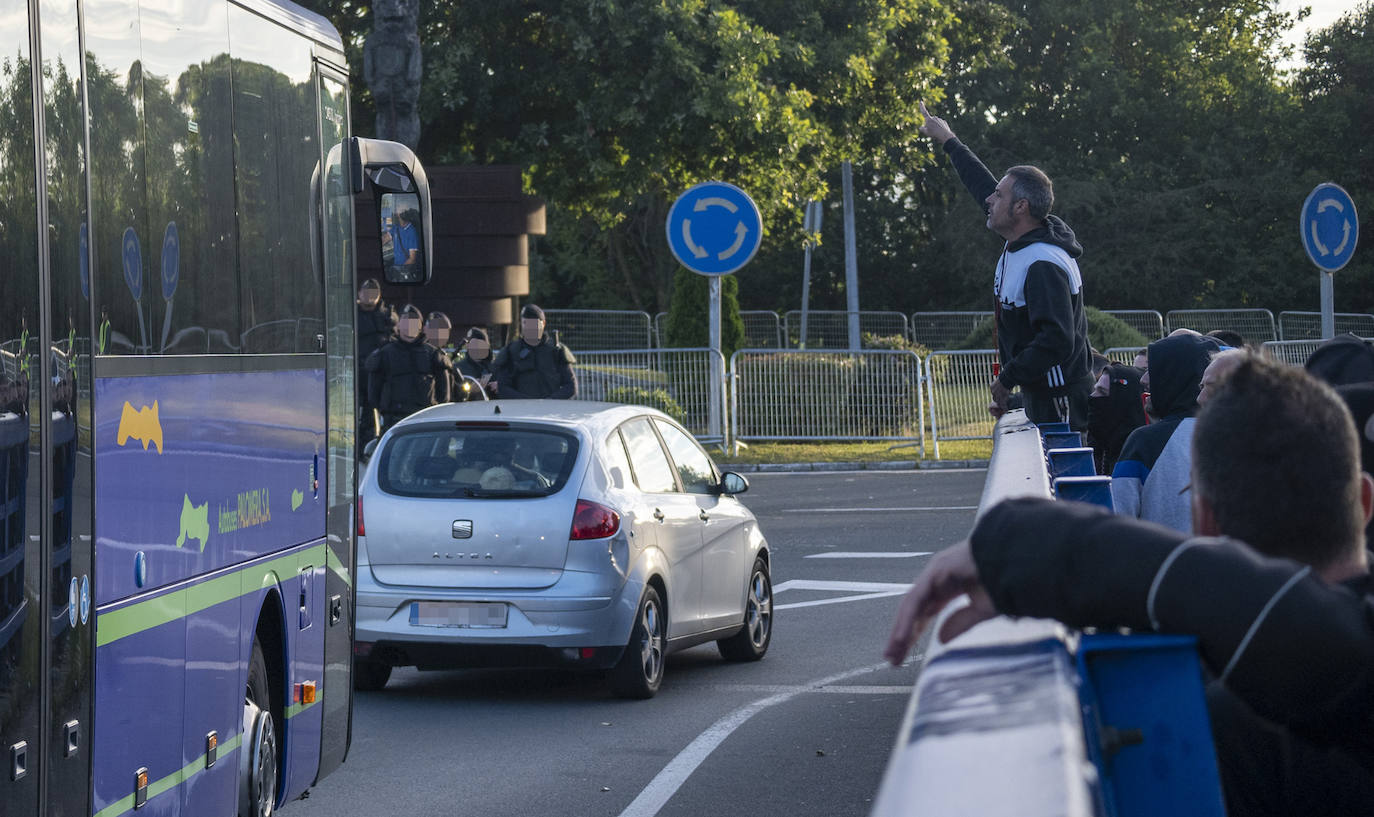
[314,62,357,782]
[0,2,96,815]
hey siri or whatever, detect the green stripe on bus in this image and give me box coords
[92,732,244,817]
[91,686,326,817]
[97,544,328,647]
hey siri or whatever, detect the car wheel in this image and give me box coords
[718,558,772,662]
[611,586,665,699]
[353,657,392,691]
[240,639,279,817]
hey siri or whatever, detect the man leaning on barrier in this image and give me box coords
[885,356,1374,816]
[918,100,1093,429]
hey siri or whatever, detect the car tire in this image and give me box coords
[241,639,279,817]
[353,658,392,692]
[611,586,665,699]
[717,558,772,662]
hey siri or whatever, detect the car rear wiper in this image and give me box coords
[461,488,549,499]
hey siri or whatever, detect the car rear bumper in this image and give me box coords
[355,568,644,661]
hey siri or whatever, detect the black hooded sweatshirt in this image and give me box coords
[1087,363,1147,474]
[943,138,1092,398]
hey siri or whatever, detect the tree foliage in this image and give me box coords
[298,0,1374,317]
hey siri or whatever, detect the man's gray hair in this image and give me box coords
[1005,165,1054,220]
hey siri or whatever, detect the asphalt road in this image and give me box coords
[293,469,986,817]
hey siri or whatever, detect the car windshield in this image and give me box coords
[378,425,579,499]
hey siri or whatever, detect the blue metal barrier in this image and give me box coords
[872,410,1225,817]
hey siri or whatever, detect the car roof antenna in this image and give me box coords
[493,404,501,414]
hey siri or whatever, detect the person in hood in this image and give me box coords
[365,303,452,429]
[1087,361,1147,474]
[1305,334,1374,387]
[493,304,577,399]
[1110,332,1221,531]
[919,101,1093,429]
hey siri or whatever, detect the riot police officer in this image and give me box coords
[493,304,577,399]
[356,279,396,445]
[454,327,498,400]
[365,304,453,429]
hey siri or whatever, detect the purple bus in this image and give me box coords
[0,1,431,814]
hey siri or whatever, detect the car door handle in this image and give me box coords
[653,508,665,522]
[698,510,709,522]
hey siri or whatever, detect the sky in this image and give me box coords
[1276,0,1366,64]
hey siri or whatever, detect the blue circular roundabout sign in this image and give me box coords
[666,181,763,276]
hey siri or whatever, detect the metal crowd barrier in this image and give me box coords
[572,348,726,442]
[872,411,1225,817]
[1103,346,1146,366]
[909,311,992,350]
[729,349,924,455]
[1102,309,1164,340]
[781,310,911,349]
[923,349,998,457]
[544,309,653,351]
[651,310,784,349]
[1277,311,1374,341]
[1261,339,1327,367]
[1166,308,1276,343]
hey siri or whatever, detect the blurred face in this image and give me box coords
[426,322,450,347]
[358,286,380,309]
[466,338,489,360]
[1132,351,1148,369]
[521,317,544,345]
[397,315,421,341]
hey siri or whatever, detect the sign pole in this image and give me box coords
[842,162,860,351]
[1321,271,1335,339]
[709,276,722,439]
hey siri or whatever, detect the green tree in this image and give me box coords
[663,269,745,360]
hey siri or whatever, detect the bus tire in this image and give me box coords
[353,658,392,691]
[241,639,279,817]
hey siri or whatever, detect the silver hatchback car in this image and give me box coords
[354,400,773,698]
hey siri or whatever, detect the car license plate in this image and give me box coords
[410,601,508,629]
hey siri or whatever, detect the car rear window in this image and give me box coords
[378,426,579,499]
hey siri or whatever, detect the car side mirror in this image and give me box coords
[362,438,379,462]
[719,471,748,496]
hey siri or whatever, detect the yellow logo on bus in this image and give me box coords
[117,401,164,454]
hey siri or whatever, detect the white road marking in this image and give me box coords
[677,683,911,696]
[803,551,932,559]
[748,469,986,476]
[783,506,978,512]
[776,590,909,610]
[774,580,913,593]
[616,662,899,817]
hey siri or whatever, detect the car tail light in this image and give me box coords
[357,496,365,537]
[570,499,620,540]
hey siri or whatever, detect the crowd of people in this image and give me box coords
[890,99,1374,816]
[354,278,578,444]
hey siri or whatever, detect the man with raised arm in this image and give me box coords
[918,101,1093,429]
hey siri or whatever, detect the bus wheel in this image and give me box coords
[241,640,279,817]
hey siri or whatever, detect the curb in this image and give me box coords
[727,459,989,473]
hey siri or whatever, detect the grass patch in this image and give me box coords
[712,437,992,465]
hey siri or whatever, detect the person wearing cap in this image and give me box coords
[455,327,499,399]
[356,278,396,446]
[365,304,453,429]
[493,304,577,400]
